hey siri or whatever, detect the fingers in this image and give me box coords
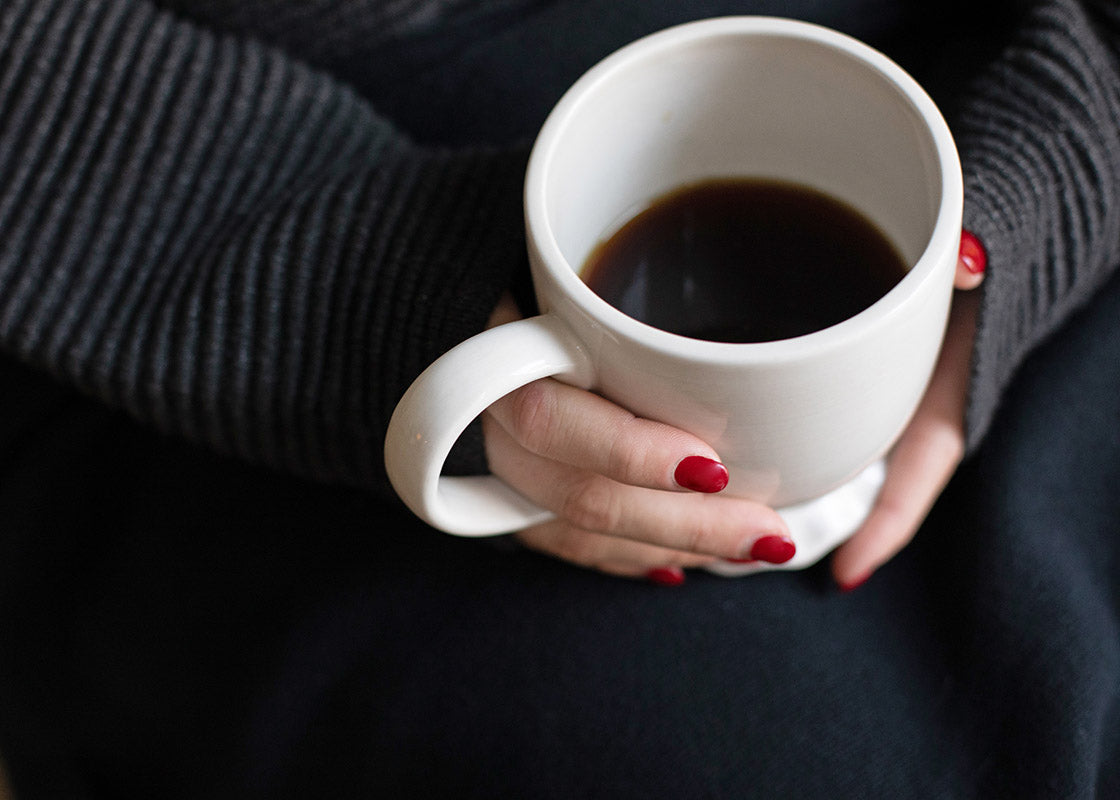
[831,291,980,589]
[485,412,789,560]
[514,520,717,580]
[954,229,987,290]
[486,378,726,493]
[483,382,794,584]
[830,412,964,590]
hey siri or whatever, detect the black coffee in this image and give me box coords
[581,178,908,343]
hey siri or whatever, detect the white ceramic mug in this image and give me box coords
[385,16,963,541]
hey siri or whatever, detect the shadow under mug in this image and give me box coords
[385,17,963,537]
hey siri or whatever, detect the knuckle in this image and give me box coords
[936,429,966,466]
[507,381,561,455]
[682,522,719,555]
[561,475,621,533]
[604,414,647,482]
[915,417,966,466]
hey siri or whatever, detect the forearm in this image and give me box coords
[956,0,1120,450]
[0,0,528,493]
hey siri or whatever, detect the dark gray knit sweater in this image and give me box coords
[1,0,1118,497]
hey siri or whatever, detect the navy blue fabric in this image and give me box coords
[1,272,1118,799]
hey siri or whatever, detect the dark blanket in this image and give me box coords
[2,270,1119,800]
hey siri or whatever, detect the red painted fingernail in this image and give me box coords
[646,566,686,587]
[839,571,872,593]
[959,229,987,275]
[674,456,729,493]
[748,535,797,564]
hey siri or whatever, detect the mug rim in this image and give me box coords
[523,15,964,364]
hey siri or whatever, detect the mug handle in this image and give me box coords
[384,314,595,536]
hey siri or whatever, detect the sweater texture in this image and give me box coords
[1,0,1118,484]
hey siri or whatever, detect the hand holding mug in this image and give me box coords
[831,251,984,590]
[385,17,966,583]
[480,291,796,582]
[483,249,984,587]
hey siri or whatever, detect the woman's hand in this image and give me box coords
[483,232,985,587]
[481,296,796,585]
[830,233,985,590]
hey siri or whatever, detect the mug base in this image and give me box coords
[704,459,886,576]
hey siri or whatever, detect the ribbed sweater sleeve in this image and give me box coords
[957,0,1120,451]
[0,0,529,493]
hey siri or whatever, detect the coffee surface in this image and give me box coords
[581,178,908,343]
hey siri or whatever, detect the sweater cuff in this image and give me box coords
[954,0,1120,454]
[369,146,531,482]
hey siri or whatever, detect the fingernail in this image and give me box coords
[839,571,872,593]
[959,229,987,275]
[674,456,729,493]
[747,535,797,565]
[646,566,686,587]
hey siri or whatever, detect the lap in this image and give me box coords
[1,273,1119,798]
